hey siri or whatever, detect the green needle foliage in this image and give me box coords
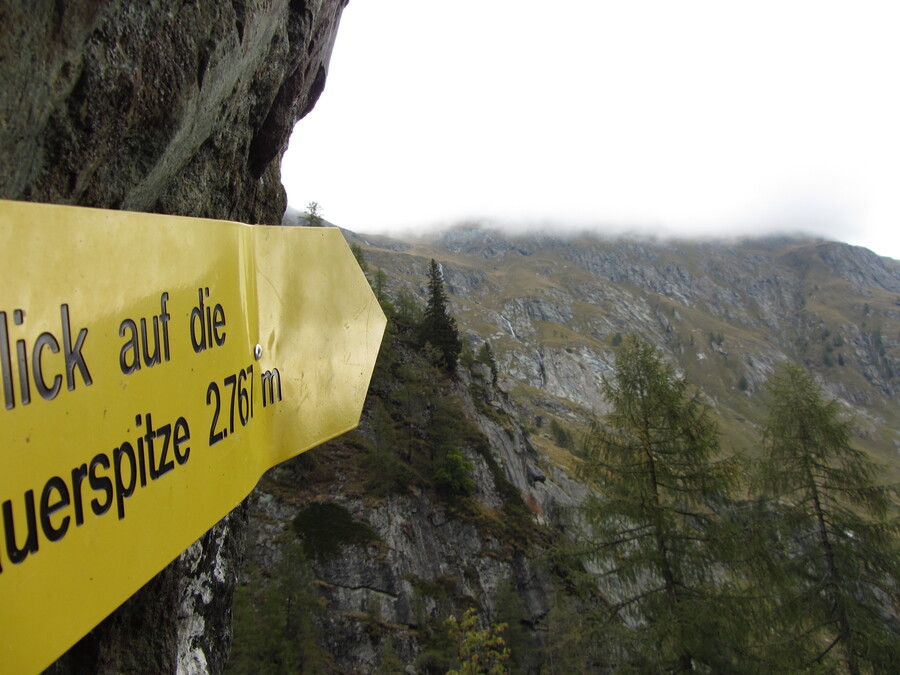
[228,539,331,674]
[420,259,462,374]
[446,607,511,675]
[755,363,900,674]
[477,341,499,385]
[304,201,323,227]
[577,335,744,672]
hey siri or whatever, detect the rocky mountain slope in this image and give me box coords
[230,224,898,672]
[232,316,591,673]
[352,225,899,470]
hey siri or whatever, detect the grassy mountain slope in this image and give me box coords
[348,225,899,478]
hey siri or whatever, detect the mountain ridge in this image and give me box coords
[344,224,899,472]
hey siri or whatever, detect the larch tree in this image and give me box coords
[420,258,461,374]
[577,335,744,672]
[755,363,899,674]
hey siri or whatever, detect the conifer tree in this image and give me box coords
[304,201,323,227]
[420,258,462,374]
[373,268,391,311]
[477,341,499,385]
[395,288,423,330]
[446,607,511,675]
[577,335,743,671]
[228,539,330,674]
[755,363,899,674]
[349,242,368,274]
[493,579,533,672]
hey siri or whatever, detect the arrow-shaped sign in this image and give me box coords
[0,200,387,673]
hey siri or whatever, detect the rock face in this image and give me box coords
[239,364,588,673]
[354,226,899,458]
[0,0,345,225]
[1,1,347,671]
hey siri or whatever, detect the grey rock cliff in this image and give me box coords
[1,0,345,225]
[239,364,587,673]
[351,225,898,462]
[1,0,347,671]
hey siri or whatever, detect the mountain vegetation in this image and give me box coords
[753,364,899,673]
[230,226,898,673]
[420,259,464,374]
[575,335,743,672]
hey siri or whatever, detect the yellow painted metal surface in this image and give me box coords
[0,200,386,673]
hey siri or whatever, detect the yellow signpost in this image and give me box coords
[0,200,386,673]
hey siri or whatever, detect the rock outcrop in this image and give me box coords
[238,360,588,673]
[1,0,345,225]
[352,225,899,460]
[1,1,347,671]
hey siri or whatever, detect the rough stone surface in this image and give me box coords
[353,226,898,434]
[1,0,346,225]
[240,366,589,673]
[2,1,347,672]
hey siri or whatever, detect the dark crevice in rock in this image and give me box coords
[230,0,246,43]
[248,62,325,179]
[324,582,402,601]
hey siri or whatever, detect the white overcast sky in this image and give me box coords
[282,1,900,260]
